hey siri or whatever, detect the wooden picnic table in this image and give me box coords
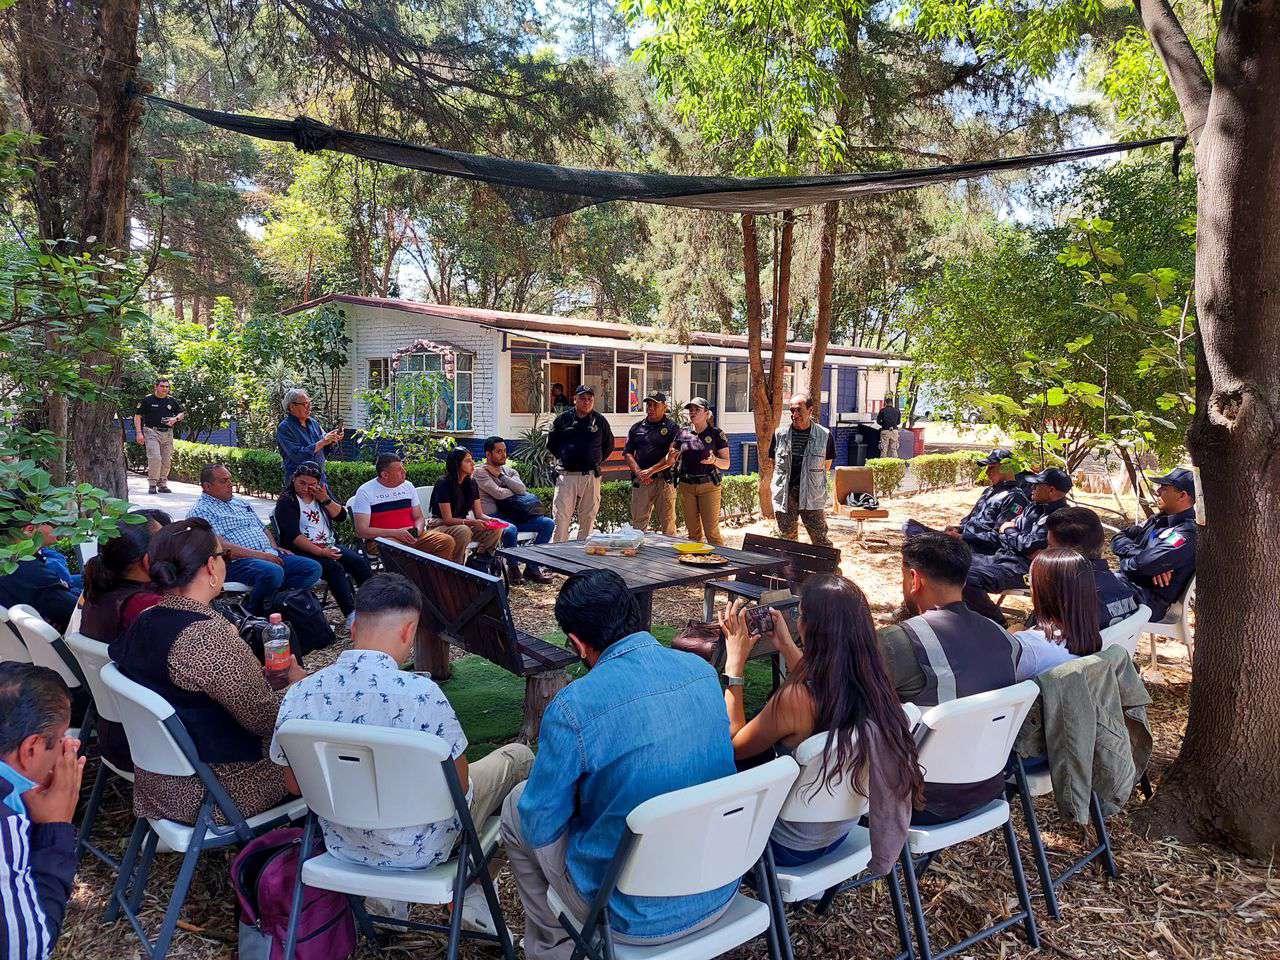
[499,533,788,628]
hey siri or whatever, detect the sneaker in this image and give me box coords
[506,562,523,585]
[525,567,553,583]
[157,484,172,493]
[460,885,498,936]
[148,485,157,495]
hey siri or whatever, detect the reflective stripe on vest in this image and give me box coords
[902,612,1021,708]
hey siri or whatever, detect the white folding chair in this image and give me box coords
[1101,604,1151,658]
[77,537,99,568]
[65,633,135,872]
[899,682,1041,960]
[273,719,514,960]
[8,604,93,741]
[769,707,919,959]
[547,756,800,960]
[0,605,33,663]
[1142,575,1196,668]
[99,663,307,960]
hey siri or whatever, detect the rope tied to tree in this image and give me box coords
[290,116,333,154]
[1171,135,1190,179]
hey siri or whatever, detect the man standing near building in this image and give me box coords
[623,392,678,536]
[276,388,343,485]
[133,377,184,494]
[547,386,614,542]
[768,394,835,547]
[876,394,902,458]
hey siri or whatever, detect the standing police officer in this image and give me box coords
[623,391,679,535]
[1111,467,1197,622]
[962,467,1073,625]
[547,385,615,542]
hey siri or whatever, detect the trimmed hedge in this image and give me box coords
[909,452,984,492]
[528,473,760,531]
[865,458,909,499]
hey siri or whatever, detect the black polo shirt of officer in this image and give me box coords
[623,394,678,485]
[135,392,183,430]
[547,385,615,474]
[1111,467,1197,622]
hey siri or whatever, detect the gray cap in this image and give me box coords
[684,397,710,411]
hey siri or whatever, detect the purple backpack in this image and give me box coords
[231,827,357,960]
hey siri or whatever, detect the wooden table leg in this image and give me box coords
[634,590,654,629]
[522,670,571,743]
[414,623,452,682]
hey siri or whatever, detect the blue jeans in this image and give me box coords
[498,515,555,573]
[769,835,848,867]
[227,552,322,613]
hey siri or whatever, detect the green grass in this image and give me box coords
[439,627,775,759]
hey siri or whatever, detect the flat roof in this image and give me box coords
[284,294,907,364]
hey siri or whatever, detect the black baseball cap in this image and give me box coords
[643,391,669,404]
[575,385,595,396]
[1026,467,1073,493]
[978,449,1015,466]
[1150,467,1195,498]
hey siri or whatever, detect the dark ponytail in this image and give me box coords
[81,509,168,603]
[147,517,219,591]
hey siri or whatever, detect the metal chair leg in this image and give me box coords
[1139,772,1153,799]
[761,846,794,960]
[899,846,932,960]
[150,832,205,960]
[1090,791,1119,878]
[104,817,147,923]
[126,830,160,915]
[444,853,467,960]
[1010,759,1060,919]
[283,814,317,960]
[886,865,916,960]
[754,859,783,960]
[76,757,109,865]
[1001,819,1040,949]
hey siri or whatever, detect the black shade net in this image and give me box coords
[144,93,1184,223]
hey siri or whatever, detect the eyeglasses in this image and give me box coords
[211,550,227,560]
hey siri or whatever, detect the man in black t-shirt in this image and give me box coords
[876,395,902,458]
[547,386,615,542]
[624,392,679,535]
[133,378,184,494]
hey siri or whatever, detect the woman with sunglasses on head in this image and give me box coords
[109,518,304,825]
[275,461,372,630]
[718,575,923,875]
[1012,548,1104,681]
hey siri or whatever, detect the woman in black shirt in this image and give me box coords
[676,399,731,545]
[428,447,505,563]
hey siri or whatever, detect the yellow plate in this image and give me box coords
[674,542,715,555]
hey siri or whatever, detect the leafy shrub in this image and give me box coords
[908,452,982,491]
[866,458,909,500]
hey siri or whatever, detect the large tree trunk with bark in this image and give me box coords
[1132,0,1280,857]
[69,0,143,498]
[806,201,839,419]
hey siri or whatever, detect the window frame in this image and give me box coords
[393,348,476,433]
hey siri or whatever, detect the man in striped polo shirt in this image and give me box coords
[350,454,455,562]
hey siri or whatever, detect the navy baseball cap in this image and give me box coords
[643,391,669,404]
[1150,467,1195,498]
[978,449,1014,466]
[575,384,595,396]
[1026,467,1073,493]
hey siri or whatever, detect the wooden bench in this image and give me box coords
[833,466,890,542]
[701,533,842,620]
[378,538,579,740]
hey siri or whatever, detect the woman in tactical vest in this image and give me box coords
[1013,548,1103,681]
[718,575,923,875]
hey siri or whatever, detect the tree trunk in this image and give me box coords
[521,670,570,743]
[806,201,839,419]
[1133,0,1280,857]
[742,214,774,516]
[68,0,143,499]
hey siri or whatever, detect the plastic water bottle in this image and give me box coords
[263,613,293,690]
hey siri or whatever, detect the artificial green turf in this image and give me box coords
[438,626,775,759]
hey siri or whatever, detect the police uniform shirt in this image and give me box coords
[135,394,183,430]
[959,480,1029,554]
[1111,507,1197,611]
[623,416,678,482]
[548,409,615,473]
[1092,558,1140,628]
[993,497,1070,567]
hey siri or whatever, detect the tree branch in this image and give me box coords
[1133,0,1213,144]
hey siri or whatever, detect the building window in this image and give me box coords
[510,353,544,415]
[646,355,673,400]
[690,359,719,409]
[615,361,645,413]
[368,358,390,391]
[396,349,474,432]
[725,362,751,412]
[584,350,614,411]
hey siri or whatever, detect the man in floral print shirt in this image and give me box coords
[270,573,532,930]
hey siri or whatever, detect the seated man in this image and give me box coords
[474,437,554,583]
[0,663,85,960]
[905,449,1029,555]
[1110,468,1197,622]
[188,462,321,614]
[271,574,532,933]
[349,453,455,562]
[501,570,737,960]
[0,522,80,632]
[962,467,1073,626]
[876,533,1017,823]
[1044,507,1139,628]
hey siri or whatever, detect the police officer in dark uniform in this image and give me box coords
[1111,467,1197,622]
[547,385,615,542]
[904,448,1030,553]
[623,391,679,536]
[962,467,1073,625]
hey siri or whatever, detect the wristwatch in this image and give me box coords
[722,674,745,689]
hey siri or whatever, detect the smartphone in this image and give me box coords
[746,604,774,638]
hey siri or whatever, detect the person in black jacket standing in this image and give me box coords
[547,385,614,542]
[1111,468,1198,622]
[0,663,84,960]
[962,467,1073,626]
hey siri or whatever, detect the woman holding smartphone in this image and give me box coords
[717,575,922,874]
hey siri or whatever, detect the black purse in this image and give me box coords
[495,492,546,524]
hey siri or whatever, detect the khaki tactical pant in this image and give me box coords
[552,472,601,542]
[630,481,676,535]
[679,480,724,546]
[144,427,174,484]
[775,488,833,547]
[427,519,502,564]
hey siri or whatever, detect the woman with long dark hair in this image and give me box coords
[110,518,300,825]
[427,446,504,564]
[79,509,170,644]
[718,575,923,874]
[1013,548,1104,680]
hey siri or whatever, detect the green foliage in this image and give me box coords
[353,378,453,465]
[908,452,982,492]
[866,458,909,500]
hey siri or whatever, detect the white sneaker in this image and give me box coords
[460,884,498,936]
[345,612,356,632]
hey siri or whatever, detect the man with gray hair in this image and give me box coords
[767,393,835,546]
[276,387,343,484]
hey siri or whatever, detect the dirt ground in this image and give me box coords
[54,485,1280,960]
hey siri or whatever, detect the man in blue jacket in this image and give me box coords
[0,662,85,960]
[276,388,343,485]
[0,524,79,633]
[1111,468,1198,622]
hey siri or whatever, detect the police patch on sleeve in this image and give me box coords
[1159,528,1187,548]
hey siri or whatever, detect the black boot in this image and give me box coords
[506,560,524,584]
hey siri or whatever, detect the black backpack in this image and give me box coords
[270,588,336,657]
[212,597,309,666]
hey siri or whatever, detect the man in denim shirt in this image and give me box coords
[501,571,736,960]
